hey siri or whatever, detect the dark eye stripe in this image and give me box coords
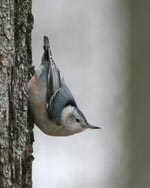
[75,107,87,123]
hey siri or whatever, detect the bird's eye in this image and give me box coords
[75,118,80,123]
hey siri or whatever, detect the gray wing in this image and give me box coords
[42,35,65,102]
[46,58,64,102]
[47,84,76,123]
[44,37,76,123]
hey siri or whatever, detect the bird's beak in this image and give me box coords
[87,123,101,129]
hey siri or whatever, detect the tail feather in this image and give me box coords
[43,36,51,61]
[43,36,50,50]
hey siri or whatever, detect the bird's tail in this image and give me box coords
[43,36,51,61]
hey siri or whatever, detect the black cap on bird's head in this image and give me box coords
[75,107,101,130]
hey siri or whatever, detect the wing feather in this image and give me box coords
[43,36,76,123]
[47,85,76,123]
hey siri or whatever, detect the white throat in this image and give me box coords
[61,105,74,122]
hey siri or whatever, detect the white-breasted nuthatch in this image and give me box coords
[28,36,100,136]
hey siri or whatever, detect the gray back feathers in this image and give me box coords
[43,36,76,123]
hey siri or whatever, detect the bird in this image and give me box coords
[28,36,100,136]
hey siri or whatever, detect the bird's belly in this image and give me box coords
[28,75,85,136]
[37,119,85,136]
[29,97,85,136]
[33,110,86,136]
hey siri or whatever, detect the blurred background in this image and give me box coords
[32,0,150,188]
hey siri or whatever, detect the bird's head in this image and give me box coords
[60,105,101,132]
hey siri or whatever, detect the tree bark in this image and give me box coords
[0,0,34,187]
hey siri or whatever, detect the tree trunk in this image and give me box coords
[0,0,34,187]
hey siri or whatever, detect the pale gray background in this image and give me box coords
[32,0,150,188]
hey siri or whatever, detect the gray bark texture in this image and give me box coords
[0,0,34,187]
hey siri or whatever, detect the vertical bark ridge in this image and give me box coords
[0,0,34,187]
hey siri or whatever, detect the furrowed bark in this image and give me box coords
[0,0,34,187]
